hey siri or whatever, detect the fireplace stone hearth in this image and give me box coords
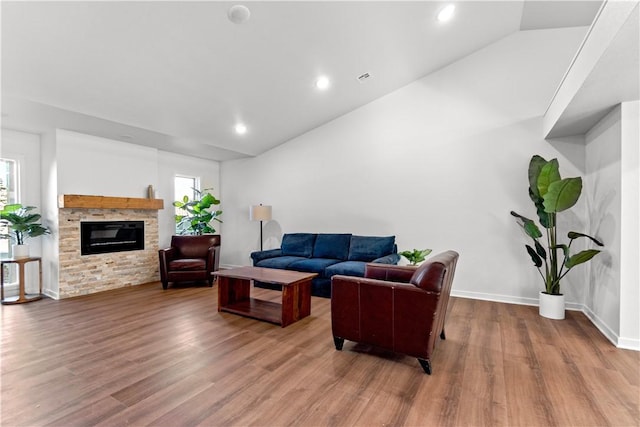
[58,207,159,298]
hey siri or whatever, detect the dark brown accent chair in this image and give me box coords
[158,235,221,289]
[330,250,459,374]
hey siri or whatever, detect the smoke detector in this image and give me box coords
[228,5,251,24]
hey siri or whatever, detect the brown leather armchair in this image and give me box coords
[158,235,221,289]
[331,250,459,374]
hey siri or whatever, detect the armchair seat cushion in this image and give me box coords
[287,258,342,276]
[169,259,206,271]
[255,256,307,269]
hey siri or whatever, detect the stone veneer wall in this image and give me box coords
[58,208,160,298]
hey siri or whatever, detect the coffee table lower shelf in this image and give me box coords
[214,266,317,328]
[220,298,283,325]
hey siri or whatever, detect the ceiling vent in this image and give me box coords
[357,72,371,83]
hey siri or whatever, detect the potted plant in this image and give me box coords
[0,203,51,258]
[173,188,222,235]
[511,155,603,319]
[399,248,432,266]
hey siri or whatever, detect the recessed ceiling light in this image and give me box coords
[228,5,251,24]
[234,123,248,135]
[437,4,455,22]
[315,76,330,90]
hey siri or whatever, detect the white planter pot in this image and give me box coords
[539,291,565,320]
[12,244,30,259]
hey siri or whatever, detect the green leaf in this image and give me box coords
[536,159,560,197]
[510,211,543,239]
[528,155,548,199]
[567,231,604,247]
[543,177,582,213]
[565,250,601,269]
[553,244,569,259]
[399,248,432,265]
[526,245,543,268]
[534,240,546,259]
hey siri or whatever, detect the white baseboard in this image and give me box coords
[451,289,539,307]
[617,337,640,351]
[452,289,639,351]
[43,289,59,299]
[582,304,620,347]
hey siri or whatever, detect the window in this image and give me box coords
[0,158,19,257]
[174,175,199,234]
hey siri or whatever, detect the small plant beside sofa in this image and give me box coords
[250,233,400,297]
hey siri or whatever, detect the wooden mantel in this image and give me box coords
[58,194,164,210]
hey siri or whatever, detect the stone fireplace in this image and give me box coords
[57,195,163,299]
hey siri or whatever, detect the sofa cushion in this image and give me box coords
[281,233,316,257]
[348,235,396,262]
[325,261,366,278]
[288,258,341,276]
[312,233,352,260]
[256,256,307,269]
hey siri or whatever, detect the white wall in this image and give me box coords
[221,27,589,305]
[2,129,220,297]
[57,130,158,198]
[583,101,640,350]
[41,131,59,297]
[0,129,45,293]
[156,150,221,249]
[1,129,43,215]
[55,129,222,249]
[584,106,622,337]
[619,100,639,348]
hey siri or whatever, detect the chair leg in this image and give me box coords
[440,328,446,340]
[162,281,168,290]
[418,358,432,375]
[333,336,344,351]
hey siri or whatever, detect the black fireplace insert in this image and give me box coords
[80,221,144,255]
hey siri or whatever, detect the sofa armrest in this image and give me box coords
[371,253,400,265]
[250,248,283,265]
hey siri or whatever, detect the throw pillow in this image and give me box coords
[281,233,316,257]
[348,235,395,262]
[312,234,352,260]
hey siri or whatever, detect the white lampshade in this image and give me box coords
[250,205,272,221]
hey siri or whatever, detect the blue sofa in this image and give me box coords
[250,233,400,297]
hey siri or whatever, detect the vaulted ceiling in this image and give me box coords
[1,1,601,161]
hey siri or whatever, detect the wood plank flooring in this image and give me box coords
[1,282,638,426]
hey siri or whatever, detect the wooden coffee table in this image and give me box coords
[213,266,317,327]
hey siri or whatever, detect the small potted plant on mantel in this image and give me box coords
[173,188,222,235]
[399,248,432,266]
[511,155,604,320]
[0,203,51,258]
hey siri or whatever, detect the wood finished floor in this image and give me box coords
[1,282,638,427]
